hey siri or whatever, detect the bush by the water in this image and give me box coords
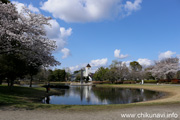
[144,80,157,83]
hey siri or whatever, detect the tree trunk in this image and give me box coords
[0,79,2,85]
[7,79,10,86]
[115,79,117,84]
[10,79,14,87]
[29,75,33,87]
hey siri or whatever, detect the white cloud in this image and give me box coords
[122,58,153,67]
[45,19,60,39]
[114,49,129,59]
[159,51,176,60]
[124,0,142,16]
[69,58,108,73]
[90,58,108,67]
[45,19,72,58]
[137,58,153,66]
[12,1,40,13]
[69,63,87,73]
[61,48,71,59]
[41,0,143,23]
[28,4,40,13]
[69,65,81,72]
[12,1,24,13]
[60,27,72,38]
[122,61,131,67]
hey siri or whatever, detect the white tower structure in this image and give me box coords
[84,64,91,77]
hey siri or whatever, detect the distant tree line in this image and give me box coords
[48,69,71,82]
[93,58,180,83]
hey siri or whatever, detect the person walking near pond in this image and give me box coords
[46,82,50,93]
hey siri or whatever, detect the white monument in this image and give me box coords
[83,64,92,81]
[70,64,93,86]
[84,64,91,77]
[141,79,144,85]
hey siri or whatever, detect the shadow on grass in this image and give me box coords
[0,85,50,109]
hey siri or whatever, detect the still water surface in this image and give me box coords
[42,86,164,105]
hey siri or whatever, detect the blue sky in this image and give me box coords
[10,0,180,72]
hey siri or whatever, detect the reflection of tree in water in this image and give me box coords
[63,86,92,102]
[92,87,163,104]
[45,96,50,104]
[92,87,131,104]
[142,90,163,101]
[43,89,66,104]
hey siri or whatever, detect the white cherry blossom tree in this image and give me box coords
[0,2,60,67]
[150,58,179,80]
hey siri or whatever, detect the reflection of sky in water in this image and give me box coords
[42,86,164,105]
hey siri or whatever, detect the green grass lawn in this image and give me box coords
[0,84,180,111]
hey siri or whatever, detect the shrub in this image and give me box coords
[171,79,180,84]
[144,80,157,83]
[115,81,123,84]
[92,81,111,84]
[159,79,171,83]
[123,81,136,84]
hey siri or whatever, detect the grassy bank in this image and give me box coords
[0,84,180,111]
[0,85,63,109]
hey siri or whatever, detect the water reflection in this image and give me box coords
[42,86,164,105]
[45,96,50,104]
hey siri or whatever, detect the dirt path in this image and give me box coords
[0,104,180,120]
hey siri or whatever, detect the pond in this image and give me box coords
[42,86,164,105]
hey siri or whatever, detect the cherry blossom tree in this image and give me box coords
[150,58,179,80]
[0,2,60,66]
[109,60,129,82]
[0,2,60,86]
